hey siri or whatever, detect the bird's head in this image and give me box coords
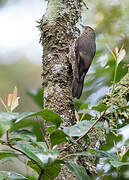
[80,24,95,38]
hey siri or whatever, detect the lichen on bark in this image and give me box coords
[39,1,83,179]
[40,0,82,125]
[102,67,129,128]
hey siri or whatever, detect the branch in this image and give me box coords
[38,169,44,180]
[6,131,43,171]
[110,85,129,105]
[60,83,129,153]
[60,111,106,153]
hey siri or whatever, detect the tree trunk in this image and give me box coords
[40,0,82,125]
[39,1,82,179]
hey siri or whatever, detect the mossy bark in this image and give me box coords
[102,67,129,127]
[40,0,82,179]
[40,0,82,125]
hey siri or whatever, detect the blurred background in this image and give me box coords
[0,0,47,112]
[0,0,129,112]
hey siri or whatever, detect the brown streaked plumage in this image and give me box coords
[72,26,96,99]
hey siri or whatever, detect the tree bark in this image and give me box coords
[40,0,82,125]
[39,1,82,179]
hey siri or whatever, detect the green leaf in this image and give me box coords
[0,123,10,137]
[47,125,57,133]
[38,109,62,128]
[50,130,66,147]
[110,161,129,168]
[0,112,19,120]
[100,132,122,151]
[116,61,128,83]
[15,110,62,128]
[15,142,59,168]
[27,161,40,174]
[0,112,18,137]
[94,150,118,161]
[10,130,36,142]
[10,119,44,141]
[10,119,34,132]
[120,146,129,161]
[15,112,36,123]
[33,142,48,151]
[42,162,61,180]
[79,104,89,110]
[0,171,27,179]
[77,112,93,121]
[0,150,19,160]
[26,88,43,108]
[82,113,93,120]
[65,162,90,180]
[63,120,103,137]
[92,103,108,112]
[74,100,84,111]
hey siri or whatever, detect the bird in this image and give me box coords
[72,25,96,99]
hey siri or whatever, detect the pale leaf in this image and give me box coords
[0,97,7,110]
[1,87,20,112]
[117,49,126,65]
[75,110,80,122]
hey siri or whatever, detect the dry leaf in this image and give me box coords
[117,49,126,65]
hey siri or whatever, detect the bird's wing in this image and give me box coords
[74,39,81,81]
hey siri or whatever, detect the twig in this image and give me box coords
[40,127,51,149]
[60,111,106,153]
[6,131,53,180]
[112,86,129,105]
[38,169,44,180]
[6,131,43,171]
[76,111,106,142]
[36,116,50,149]
[38,170,53,180]
[60,84,129,153]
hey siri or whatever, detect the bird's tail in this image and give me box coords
[72,79,83,99]
[72,72,86,99]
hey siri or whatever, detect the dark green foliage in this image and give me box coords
[92,103,108,112]
[65,162,90,180]
[0,103,128,179]
[42,162,61,180]
[64,120,103,137]
[100,132,122,151]
[50,130,67,147]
